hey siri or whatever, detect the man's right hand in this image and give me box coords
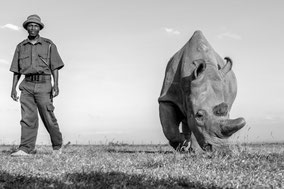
[11,89,19,102]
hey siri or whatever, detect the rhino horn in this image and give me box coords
[220,117,246,137]
[221,57,233,76]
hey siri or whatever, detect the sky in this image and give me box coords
[0,0,283,145]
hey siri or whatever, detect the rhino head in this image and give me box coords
[159,30,245,152]
[184,57,245,151]
[181,32,245,151]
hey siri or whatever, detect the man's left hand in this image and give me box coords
[52,85,59,97]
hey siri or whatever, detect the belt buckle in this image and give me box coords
[32,75,36,82]
[30,75,40,82]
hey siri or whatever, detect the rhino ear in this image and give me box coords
[221,57,233,75]
[193,59,206,79]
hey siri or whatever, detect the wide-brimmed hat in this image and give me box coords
[23,14,44,30]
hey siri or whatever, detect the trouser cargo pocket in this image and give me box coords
[46,104,57,124]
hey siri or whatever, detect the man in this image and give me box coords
[10,14,64,156]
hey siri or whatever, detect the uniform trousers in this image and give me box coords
[18,77,62,153]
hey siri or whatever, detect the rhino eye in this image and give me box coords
[195,110,206,121]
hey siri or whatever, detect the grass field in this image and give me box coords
[0,143,283,188]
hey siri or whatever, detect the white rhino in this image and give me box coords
[158,30,246,152]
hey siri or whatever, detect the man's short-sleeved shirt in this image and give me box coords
[10,36,64,75]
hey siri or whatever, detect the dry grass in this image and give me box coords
[0,143,283,188]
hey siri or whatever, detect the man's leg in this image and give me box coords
[35,82,62,150]
[18,83,39,153]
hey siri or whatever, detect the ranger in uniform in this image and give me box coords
[10,15,64,156]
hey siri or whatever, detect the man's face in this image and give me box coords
[26,23,40,37]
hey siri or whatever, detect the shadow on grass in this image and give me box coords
[0,170,222,189]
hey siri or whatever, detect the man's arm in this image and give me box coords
[11,73,21,101]
[52,69,59,97]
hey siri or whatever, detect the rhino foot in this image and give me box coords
[180,140,191,152]
[171,140,193,153]
[169,141,180,150]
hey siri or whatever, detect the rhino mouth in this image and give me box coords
[199,117,246,150]
[201,143,212,152]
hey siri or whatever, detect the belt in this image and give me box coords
[25,74,51,83]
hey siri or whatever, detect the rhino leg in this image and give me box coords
[179,121,192,151]
[182,121,191,141]
[189,133,204,153]
[159,102,185,150]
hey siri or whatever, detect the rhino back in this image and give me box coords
[159,31,216,105]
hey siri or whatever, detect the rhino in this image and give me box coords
[158,30,246,152]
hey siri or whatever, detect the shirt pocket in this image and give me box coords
[19,55,30,71]
[38,53,50,69]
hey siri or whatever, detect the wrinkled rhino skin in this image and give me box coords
[158,30,246,152]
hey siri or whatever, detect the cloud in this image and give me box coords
[0,59,9,65]
[264,115,274,121]
[262,115,284,124]
[1,24,21,31]
[217,32,242,40]
[164,27,180,35]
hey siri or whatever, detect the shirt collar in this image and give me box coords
[23,36,43,45]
